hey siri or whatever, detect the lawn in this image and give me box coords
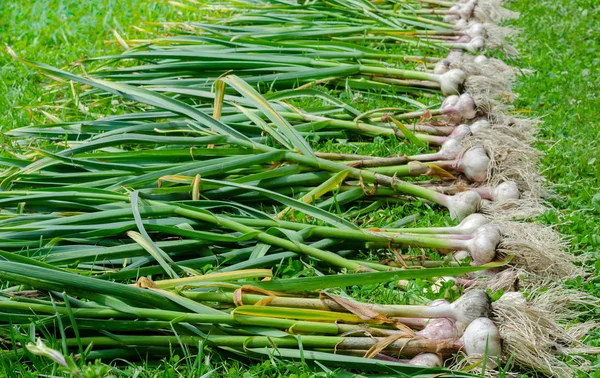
[0,0,189,131]
[508,0,600,351]
[0,0,598,376]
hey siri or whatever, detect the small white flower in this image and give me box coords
[26,338,68,368]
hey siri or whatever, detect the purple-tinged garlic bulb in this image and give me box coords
[464,23,486,39]
[446,191,482,220]
[456,34,472,43]
[443,95,459,108]
[408,353,443,367]
[469,118,490,134]
[429,299,451,307]
[456,94,478,121]
[450,289,492,326]
[434,60,450,75]
[465,224,501,265]
[434,51,464,74]
[493,181,520,202]
[449,1,476,20]
[448,124,473,141]
[444,6,462,23]
[496,291,527,306]
[456,213,490,234]
[409,138,464,162]
[443,94,477,124]
[461,317,502,368]
[417,318,459,340]
[476,181,520,202]
[454,18,469,30]
[460,146,490,183]
[474,55,489,65]
[465,36,486,53]
[437,139,464,160]
[439,69,466,95]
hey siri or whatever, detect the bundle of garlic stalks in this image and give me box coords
[0,262,596,377]
[84,0,543,218]
[0,0,596,376]
[0,68,578,280]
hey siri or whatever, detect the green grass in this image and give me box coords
[0,0,598,376]
[510,0,600,253]
[0,0,188,131]
[509,0,600,303]
[507,0,600,373]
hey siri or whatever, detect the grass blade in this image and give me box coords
[222,75,316,160]
[253,258,512,292]
[129,191,180,279]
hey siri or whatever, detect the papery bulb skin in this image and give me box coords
[453,2,476,19]
[442,95,462,125]
[447,51,464,63]
[466,36,486,53]
[469,118,490,134]
[465,23,486,39]
[454,18,469,30]
[443,107,463,125]
[457,35,472,43]
[434,51,464,74]
[408,353,443,367]
[444,6,461,23]
[458,2,475,20]
[466,224,501,265]
[434,60,450,75]
[443,95,460,108]
[462,317,502,368]
[416,318,459,340]
[460,146,490,183]
[450,289,492,325]
[496,291,527,306]
[492,181,520,202]
[448,191,482,220]
[457,213,490,234]
[437,138,463,160]
[456,94,478,121]
[449,124,472,141]
[443,94,477,125]
[474,55,489,65]
[429,299,451,307]
[439,69,466,96]
[444,14,461,23]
